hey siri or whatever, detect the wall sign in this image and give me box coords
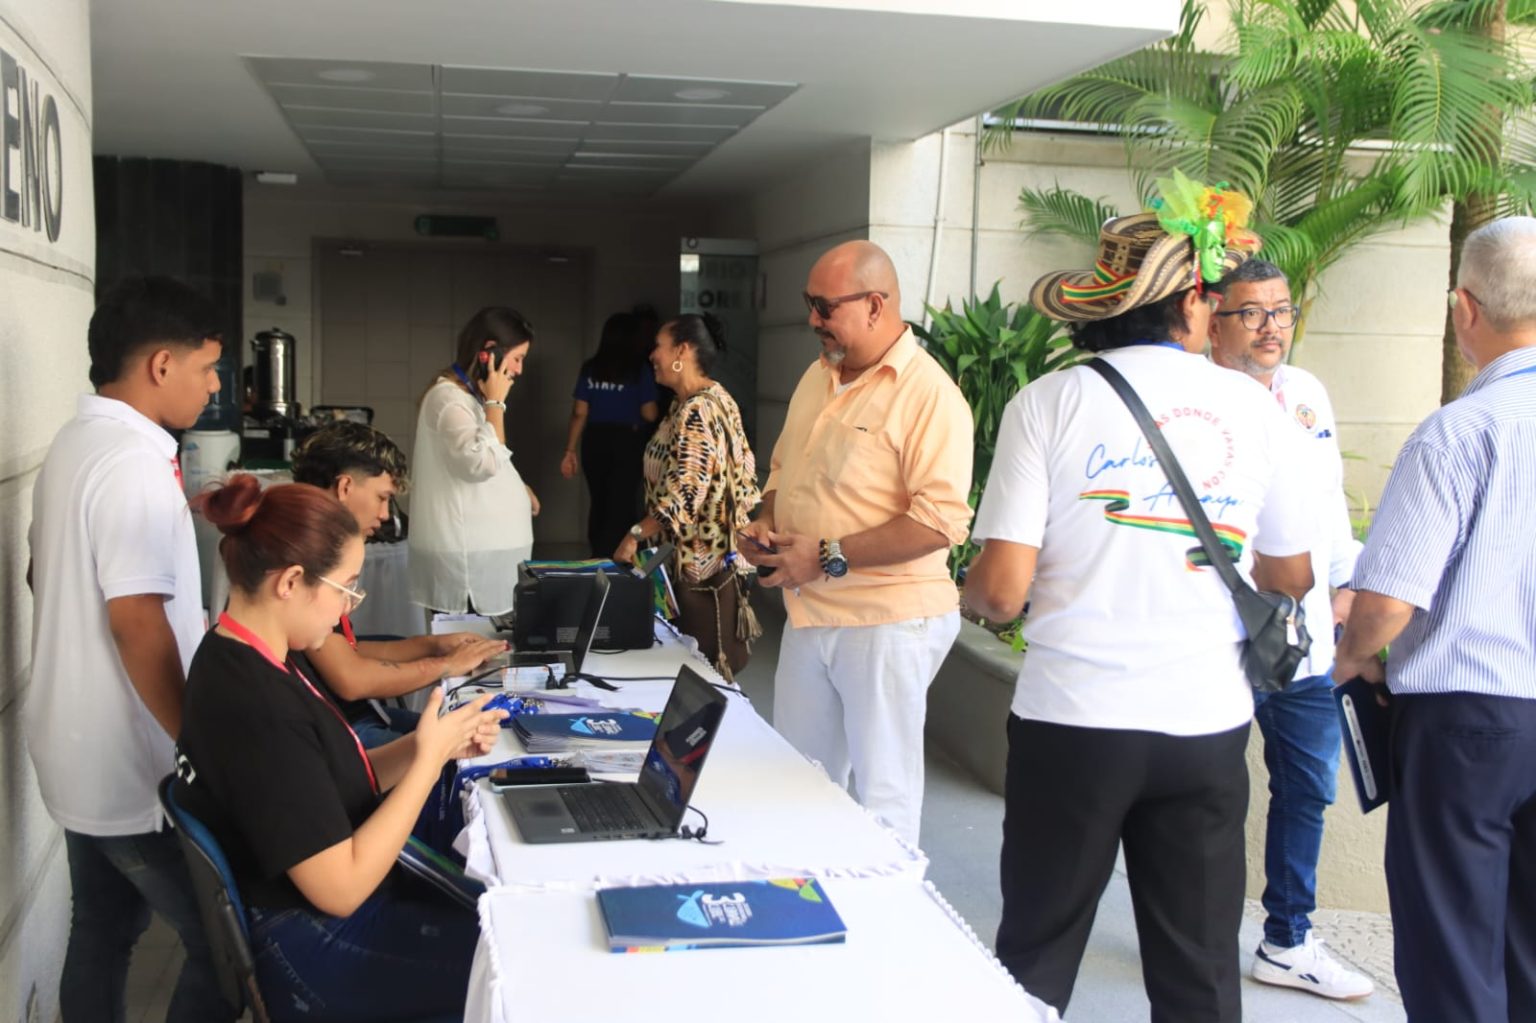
[1,44,63,242]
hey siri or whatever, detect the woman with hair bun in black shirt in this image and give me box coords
[174,475,505,1023]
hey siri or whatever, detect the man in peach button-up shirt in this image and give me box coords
[740,240,973,845]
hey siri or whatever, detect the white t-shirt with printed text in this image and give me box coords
[973,345,1312,736]
[26,395,206,836]
[1262,363,1362,678]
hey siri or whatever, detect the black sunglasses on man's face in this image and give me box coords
[803,290,889,319]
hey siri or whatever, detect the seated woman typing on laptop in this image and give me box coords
[174,475,505,1023]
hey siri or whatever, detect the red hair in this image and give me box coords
[194,475,360,594]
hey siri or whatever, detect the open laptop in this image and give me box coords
[501,664,728,843]
[505,568,611,677]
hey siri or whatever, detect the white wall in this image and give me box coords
[0,2,94,1018]
[713,140,875,458]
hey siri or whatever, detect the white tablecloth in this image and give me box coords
[463,877,1060,1023]
[454,629,926,890]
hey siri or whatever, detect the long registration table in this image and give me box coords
[451,620,1058,1023]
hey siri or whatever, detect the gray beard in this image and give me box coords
[823,346,846,365]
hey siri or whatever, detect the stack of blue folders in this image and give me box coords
[511,710,659,754]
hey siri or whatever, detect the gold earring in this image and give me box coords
[671,360,683,372]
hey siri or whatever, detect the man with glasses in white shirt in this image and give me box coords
[1207,259,1373,1001]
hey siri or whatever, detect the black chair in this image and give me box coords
[158,775,271,1023]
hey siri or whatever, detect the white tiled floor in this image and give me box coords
[125,591,1405,1021]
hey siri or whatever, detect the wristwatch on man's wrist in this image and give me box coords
[818,538,849,578]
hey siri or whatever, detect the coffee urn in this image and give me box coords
[250,327,298,418]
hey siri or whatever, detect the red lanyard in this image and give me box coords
[217,612,379,794]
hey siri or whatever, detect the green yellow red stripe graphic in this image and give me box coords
[1079,489,1245,570]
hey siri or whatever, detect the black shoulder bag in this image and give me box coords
[1088,358,1309,694]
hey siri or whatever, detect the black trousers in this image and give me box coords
[1387,692,1536,1023]
[996,714,1249,1021]
[580,423,645,558]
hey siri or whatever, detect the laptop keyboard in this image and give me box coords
[561,784,650,833]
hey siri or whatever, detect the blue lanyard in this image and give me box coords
[450,363,483,402]
[1127,340,1183,351]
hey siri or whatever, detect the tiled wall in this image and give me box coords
[0,2,94,1017]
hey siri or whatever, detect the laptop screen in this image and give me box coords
[569,569,610,673]
[636,666,728,826]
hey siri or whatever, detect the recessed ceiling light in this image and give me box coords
[317,68,376,84]
[673,87,729,102]
[496,102,550,117]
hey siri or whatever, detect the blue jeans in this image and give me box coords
[349,706,420,750]
[61,828,236,1023]
[1253,673,1341,948]
[247,878,477,1023]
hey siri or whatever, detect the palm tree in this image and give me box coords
[990,0,1536,358]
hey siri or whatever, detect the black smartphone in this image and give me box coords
[488,766,591,788]
[737,530,778,578]
[471,345,515,383]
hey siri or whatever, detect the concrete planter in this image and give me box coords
[925,618,1019,795]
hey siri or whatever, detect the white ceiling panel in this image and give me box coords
[250,57,434,92]
[599,102,759,127]
[585,122,737,143]
[443,152,571,167]
[439,66,618,101]
[611,75,796,107]
[440,135,577,155]
[303,131,437,150]
[268,84,434,114]
[569,137,713,153]
[440,116,589,140]
[439,94,603,120]
[286,108,437,131]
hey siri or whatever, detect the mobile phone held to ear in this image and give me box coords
[737,530,778,578]
[488,766,592,788]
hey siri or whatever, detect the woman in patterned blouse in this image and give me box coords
[613,313,761,678]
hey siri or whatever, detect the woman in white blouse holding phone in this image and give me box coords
[409,307,538,614]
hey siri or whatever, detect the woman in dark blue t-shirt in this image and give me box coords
[560,312,660,556]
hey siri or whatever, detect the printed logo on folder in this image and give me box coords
[598,878,847,953]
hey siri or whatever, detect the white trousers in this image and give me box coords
[773,611,961,846]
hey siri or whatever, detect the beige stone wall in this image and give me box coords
[0,1,95,1017]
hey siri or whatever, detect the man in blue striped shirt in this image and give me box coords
[1335,216,1536,1023]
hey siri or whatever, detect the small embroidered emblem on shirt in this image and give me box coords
[1295,404,1317,430]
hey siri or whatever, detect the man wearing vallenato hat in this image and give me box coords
[965,178,1316,1021]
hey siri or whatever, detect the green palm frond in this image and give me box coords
[1017,186,1122,246]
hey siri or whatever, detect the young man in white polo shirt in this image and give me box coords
[1208,259,1374,1001]
[965,195,1314,1021]
[27,277,236,1021]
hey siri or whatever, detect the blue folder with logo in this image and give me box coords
[597,878,847,953]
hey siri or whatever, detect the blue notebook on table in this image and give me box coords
[510,711,660,752]
[1334,675,1393,814]
[597,878,847,953]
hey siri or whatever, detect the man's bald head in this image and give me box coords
[805,240,907,373]
[813,240,902,301]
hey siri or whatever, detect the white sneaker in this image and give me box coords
[1251,931,1374,1000]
